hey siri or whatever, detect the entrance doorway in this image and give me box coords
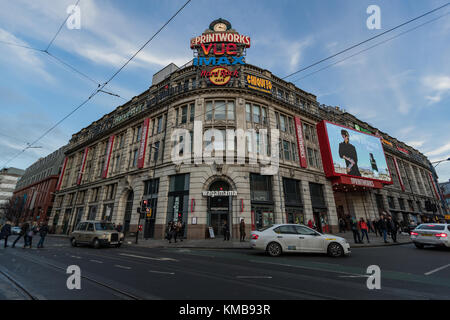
[207,180,232,237]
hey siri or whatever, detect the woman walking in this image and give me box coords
[358,218,370,243]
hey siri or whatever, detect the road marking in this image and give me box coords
[149,270,175,275]
[114,265,131,270]
[339,275,370,278]
[119,253,178,262]
[89,260,103,264]
[71,255,82,259]
[236,276,272,279]
[425,264,450,276]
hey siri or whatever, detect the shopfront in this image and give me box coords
[309,182,329,233]
[143,178,159,239]
[167,174,190,237]
[283,178,304,224]
[250,173,274,230]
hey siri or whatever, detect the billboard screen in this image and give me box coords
[317,121,392,183]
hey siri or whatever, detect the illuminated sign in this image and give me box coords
[382,139,393,147]
[201,67,238,86]
[317,120,392,184]
[190,33,251,49]
[397,146,409,155]
[246,75,272,94]
[193,56,245,66]
[354,124,372,135]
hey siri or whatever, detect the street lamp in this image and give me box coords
[432,157,450,168]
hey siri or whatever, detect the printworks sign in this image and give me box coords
[191,19,250,86]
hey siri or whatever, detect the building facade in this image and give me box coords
[11,146,66,226]
[0,167,25,223]
[439,180,450,217]
[49,19,444,239]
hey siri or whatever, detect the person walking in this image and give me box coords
[358,218,370,243]
[176,220,183,242]
[116,223,123,233]
[26,222,38,248]
[37,222,49,248]
[388,216,398,243]
[222,220,230,241]
[379,215,389,243]
[372,219,379,237]
[0,221,12,248]
[12,221,29,248]
[171,221,178,243]
[307,219,313,229]
[350,217,361,244]
[338,218,346,233]
[239,219,246,242]
[166,221,173,243]
[367,219,373,233]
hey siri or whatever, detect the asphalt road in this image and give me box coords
[0,236,449,300]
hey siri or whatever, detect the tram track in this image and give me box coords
[0,267,38,300]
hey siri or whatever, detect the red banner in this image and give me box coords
[294,117,308,168]
[77,147,89,185]
[428,172,440,200]
[102,135,115,179]
[393,157,405,191]
[138,118,150,169]
[56,157,68,191]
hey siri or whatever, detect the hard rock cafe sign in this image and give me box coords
[191,19,250,86]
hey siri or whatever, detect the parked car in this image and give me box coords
[11,226,21,235]
[410,223,450,249]
[250,224,351,257]
[70,221,124,248]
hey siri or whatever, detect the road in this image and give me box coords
[0,236,449,300]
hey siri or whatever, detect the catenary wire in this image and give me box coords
[290,11,450,83]
[282,2,450,80]
[0,0,192,169]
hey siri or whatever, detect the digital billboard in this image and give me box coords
[317,121,392,183]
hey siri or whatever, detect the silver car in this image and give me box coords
[70,221,124,248]
[410,223,450,249]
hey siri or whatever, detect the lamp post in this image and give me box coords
[432,157,450,168]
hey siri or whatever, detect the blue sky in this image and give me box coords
[0,0,449,182]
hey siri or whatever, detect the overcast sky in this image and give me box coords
[0,0,449,182]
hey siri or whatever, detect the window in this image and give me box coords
[398,198,406,211]
[227,102,235,120]
[181,106,188,124]
[261,107,267,125]
[274,225,297,235]
[153,141,160,162]
[77,222,87,231]
[283,140,291,161]
[283,178,302,206]
[388,196,395,209]
[307,147,314,167]
[206,100,235,121]
[246,103,267,125]
[246,104,251,122]
[295,225,318,236]
[253,105,260,123]
[206,101,213,121]
[190,103,195,122]
[215,101,226,120]
[250,174,273,202]
[279,114,286,132]
[157,116,163,133]
[135,126,142,143]
[132,149,138,167]
[144,179,160,195]
[87,223,94,232]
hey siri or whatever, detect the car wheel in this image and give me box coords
[70,238,77,247]
[327,242,344,257]
[414,243,424,249]
[266,242,282,257]
[93,239,101,249]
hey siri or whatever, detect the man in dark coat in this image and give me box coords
[239,219,246,242]
[37,222,49,248]
[12,221,29,248]
[388,216,398,243]
[222,220,230,241]
[379,215,388,243]
[350,217,361,244]
[338,130,361,176]
[0,221,11,248]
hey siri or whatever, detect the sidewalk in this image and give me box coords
[48,232,412,249]
[337,231,411,248]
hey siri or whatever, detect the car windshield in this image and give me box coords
[95,223,115,231]
[417,224,445,231]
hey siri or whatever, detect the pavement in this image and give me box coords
[49,230,412,249]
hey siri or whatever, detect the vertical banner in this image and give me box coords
[102,135,115,179]
[56,156,68,191]
[137,118,150,169]
[77,147,89,185]
[393,157,405,192]
[428,172,440,200]
[294,117,308,168]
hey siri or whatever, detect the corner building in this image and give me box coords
[50,20,338,239]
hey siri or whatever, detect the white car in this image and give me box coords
[410,223,450,249]
[250,224,351,257]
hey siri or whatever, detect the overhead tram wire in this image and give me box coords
[282,2,450,80]
[0,0,192,169]
[290,11,450,83]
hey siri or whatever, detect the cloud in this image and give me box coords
[422,75,450,104]
[426,142,450,157]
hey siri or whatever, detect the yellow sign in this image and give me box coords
[246,75,272,94]
[382,139,393,147]
[445,215,450,220]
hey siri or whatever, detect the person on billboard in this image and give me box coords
[370,153,379,177]
[338,130,361,176]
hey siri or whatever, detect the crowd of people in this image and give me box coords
[0,220,49,249]
[338,213,403,244]
[165,220,186,243]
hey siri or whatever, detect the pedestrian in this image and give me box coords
[12,221,29,248]
[171,221,178,243]
[372,219,379,236]
[388,216,398,243]
[222,220,230,241]
[116,223,123,233]
[239,219,246,242]
[338,218,346,233]
[308,219,313,229]
[367,219,373,233]
[350,217,361,244]
[176,220,183,241]
[379,215,389,243]
[0,220,12,248]
[37,222,49,248]
[26,222,38,248]
[358,218,370,243]
[166,221,172,243]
